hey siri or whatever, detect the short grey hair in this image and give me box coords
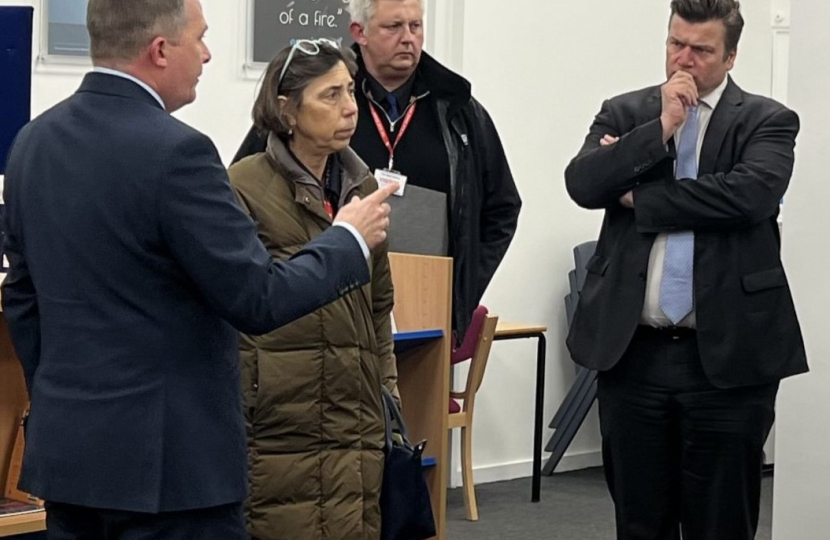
[349,0,424,27]
[87,0,188,64]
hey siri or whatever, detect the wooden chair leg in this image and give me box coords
[460,424,479,521]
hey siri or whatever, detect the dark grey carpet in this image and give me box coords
[446,467,773,540]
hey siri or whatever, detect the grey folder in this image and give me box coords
[386,184,449,256]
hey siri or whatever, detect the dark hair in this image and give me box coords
[670,0,743,59]
[87,0,187,64]
[253,42,358,136]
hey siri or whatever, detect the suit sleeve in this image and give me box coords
[158,133,369,336]
[471,100,522,300]
[1,146,40,395]
[565,99,670,209]
[633,107,798,232]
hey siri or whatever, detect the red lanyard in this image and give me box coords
[369,101,418,170]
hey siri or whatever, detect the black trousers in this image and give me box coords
[44,501,246,540]
[597,326,777,540]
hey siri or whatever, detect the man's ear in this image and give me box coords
[349,21,367,46]
[725,48,737,71]
[148,36,169,68]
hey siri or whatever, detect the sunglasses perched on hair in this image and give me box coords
[278,38,341,87]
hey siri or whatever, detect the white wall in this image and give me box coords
[3,0,784,485]
[772,0,830,537]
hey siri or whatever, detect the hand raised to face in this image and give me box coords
[660,71,699,144]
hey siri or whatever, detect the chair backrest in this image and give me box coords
[568,269,578,298]
[565,241,598,329]
[452,314,499,404]
[572,241,597,294]
[451,305,489,364]
[564,293,576,329]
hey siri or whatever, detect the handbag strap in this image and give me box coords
[381,386,411,449]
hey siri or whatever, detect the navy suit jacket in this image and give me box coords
[565,77,808,389]
[1,73,369,512]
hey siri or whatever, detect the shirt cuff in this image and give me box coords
[332,222,370,260]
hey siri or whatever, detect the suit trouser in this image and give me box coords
[43,500,245,540]
[596,326,777,540]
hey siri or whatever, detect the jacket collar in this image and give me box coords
[351,44,472,107]
[265,133,373,207]
[77,72,165,110]
[699,76,742,175]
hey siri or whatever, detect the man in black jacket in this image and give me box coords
[234,0,521,341]
[565,1,807,539]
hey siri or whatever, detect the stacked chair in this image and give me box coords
[541,241,599,476]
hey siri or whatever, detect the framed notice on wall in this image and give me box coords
[247,0,353,67]
[40,0,90,61]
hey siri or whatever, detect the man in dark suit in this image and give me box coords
[0,0,396,538]
[565,1,807,539]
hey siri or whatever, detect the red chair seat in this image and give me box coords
[449,398,462,414]
[451,306,489,364]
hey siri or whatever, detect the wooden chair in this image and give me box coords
[448,307,499,521]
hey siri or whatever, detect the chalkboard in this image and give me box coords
[251,0,353,64]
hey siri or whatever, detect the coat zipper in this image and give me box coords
[362,79,430,134]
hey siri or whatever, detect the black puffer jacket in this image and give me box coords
[233,48,521,341]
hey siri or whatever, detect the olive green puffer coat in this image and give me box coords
[228,135,397,540]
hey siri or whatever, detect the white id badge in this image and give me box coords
[374,168,408,196]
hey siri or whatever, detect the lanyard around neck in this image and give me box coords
[368,101,418,170]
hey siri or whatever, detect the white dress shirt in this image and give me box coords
[640,75,729,328]
[93,66,166,109]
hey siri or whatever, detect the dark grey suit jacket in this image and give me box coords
[564,76,808,388]
[1,72,369,512]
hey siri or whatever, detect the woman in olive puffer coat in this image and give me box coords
[227,41,398,540]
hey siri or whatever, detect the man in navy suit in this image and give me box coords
[0,0,397,538]
[565,1,807,539]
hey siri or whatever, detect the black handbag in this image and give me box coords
[380,387,437,540]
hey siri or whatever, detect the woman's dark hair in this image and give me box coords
[253,41,358,135]
[670,0,743,59]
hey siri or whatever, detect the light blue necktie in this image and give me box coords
[659,106,699,325]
